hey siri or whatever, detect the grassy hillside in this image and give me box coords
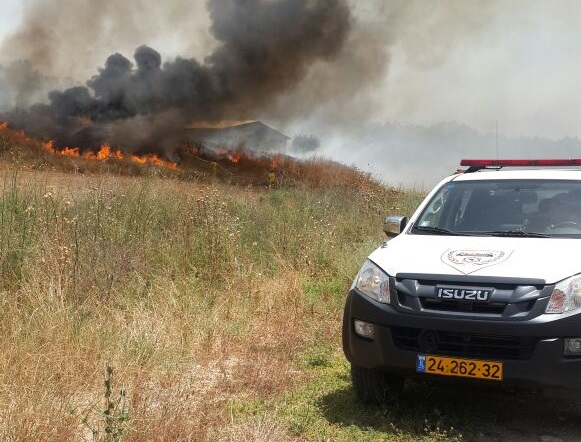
[0,129,426,441]
[2,126,578,442]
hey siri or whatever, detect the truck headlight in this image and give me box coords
[546,275,581,314]
[354,259,390,304]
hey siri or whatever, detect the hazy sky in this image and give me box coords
[2,1,581,141]
[375,1,581,140]
[0,0,22,37]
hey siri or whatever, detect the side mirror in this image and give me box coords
[383,215,407,238]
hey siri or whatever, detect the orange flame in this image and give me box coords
[61,147,80,157]
[43,140,56,153]
[130,155,147,165]
[0,125,179,170]
[271,155,280,169]
[83,145,114,160]
[213,148,245,164]
[98,145,111,160]
[40,139,178,170]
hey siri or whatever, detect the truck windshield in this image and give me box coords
[412,179,581,238]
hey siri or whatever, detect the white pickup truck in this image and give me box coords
[343,159,581,402]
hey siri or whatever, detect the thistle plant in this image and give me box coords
[83,365,130,442]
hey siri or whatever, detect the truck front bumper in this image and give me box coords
[343,288,581,390]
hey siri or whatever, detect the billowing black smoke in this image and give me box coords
[3,0,351,155]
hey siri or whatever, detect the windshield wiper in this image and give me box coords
[480,230,550,238]
[413,226,473,236]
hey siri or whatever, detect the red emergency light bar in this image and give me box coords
[461,159,581,168]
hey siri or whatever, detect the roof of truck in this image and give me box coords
[452,168,581,182]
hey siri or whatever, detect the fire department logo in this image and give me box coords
[441,249,513,274]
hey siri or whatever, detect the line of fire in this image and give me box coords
[0,120,287,173]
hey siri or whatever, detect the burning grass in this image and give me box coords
[41,140,178,170]
[0,123,184,179]
[0,122,392,194]
[0,121,452,441]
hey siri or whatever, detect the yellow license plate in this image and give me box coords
[417,354,503,381]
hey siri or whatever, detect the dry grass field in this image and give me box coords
[0,124,420,440]
[1,124,579,442]
[0,169,392,441]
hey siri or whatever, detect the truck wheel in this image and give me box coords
[351,363,404,404]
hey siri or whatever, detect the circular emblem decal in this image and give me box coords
[442,249,513,274]
[447,250,505,266]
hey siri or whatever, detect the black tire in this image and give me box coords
[351,363,405,404]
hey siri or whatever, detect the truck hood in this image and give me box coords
[368,234,581,284]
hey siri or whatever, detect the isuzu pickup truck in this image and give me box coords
[343,159,581,402]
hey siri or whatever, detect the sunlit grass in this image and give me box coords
[0,127,577,441]
[0,162,415,440]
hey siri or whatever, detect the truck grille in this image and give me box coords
[392,326,538,360]
[419,297,508,314]
[393,275,545,317]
